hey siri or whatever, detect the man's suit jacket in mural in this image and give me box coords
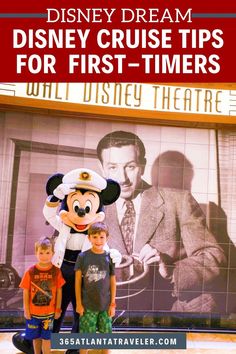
[105,184,227,304]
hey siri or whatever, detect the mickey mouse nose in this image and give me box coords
[75,207,86,217]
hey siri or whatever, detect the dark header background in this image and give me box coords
[0,0,236,82]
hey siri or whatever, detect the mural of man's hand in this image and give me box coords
[139,244,161,264]
[138,245,173,279]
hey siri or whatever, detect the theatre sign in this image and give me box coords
[0,82,236,125]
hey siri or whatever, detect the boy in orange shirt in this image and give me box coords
[20,237,65,354]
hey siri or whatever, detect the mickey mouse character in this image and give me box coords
[43,168,121,338]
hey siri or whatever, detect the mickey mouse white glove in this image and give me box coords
[109,248,122,267]
[53,183,76,200]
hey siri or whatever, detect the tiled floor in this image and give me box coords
[1,332,236,353]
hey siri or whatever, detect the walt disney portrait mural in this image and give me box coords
[0,110,236,338]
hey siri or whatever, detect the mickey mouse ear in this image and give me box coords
[46,173,64,196]
[101,179,121,205]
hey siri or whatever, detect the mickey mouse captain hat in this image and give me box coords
[62,168,107,192]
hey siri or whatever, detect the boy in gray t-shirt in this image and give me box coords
[75,222,116,354]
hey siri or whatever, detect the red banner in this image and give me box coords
[0,0,236,82]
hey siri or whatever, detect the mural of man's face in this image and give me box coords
[100,144,145,200]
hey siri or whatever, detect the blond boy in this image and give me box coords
[20,237,65,354]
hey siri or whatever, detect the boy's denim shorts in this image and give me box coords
[25,314,54,340]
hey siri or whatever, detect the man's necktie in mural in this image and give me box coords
[120,200,136,255]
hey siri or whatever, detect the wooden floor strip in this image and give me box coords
[1,332,236,353]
